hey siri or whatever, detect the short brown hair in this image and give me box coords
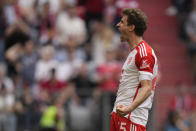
[122,8,147,36]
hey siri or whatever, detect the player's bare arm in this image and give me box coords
[116,80,152,117]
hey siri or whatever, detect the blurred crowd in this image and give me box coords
[1,0,196,131]
[0,0,140,131]
[166,0,196,83]
[164,1,196,130]
[164,84,196,131]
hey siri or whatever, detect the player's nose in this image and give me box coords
[116,23,120,27]
[116,22,120,28]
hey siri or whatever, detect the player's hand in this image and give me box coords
[116,105,130,117]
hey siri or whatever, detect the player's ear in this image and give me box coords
[129,25,135,32]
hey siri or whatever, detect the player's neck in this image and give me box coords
[127,35,143,50]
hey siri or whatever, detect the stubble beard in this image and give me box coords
[120,34,127,42]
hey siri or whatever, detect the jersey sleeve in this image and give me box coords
[135,52,155,82]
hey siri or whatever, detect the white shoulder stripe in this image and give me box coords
[140,45,145,57]
[142,43,147,56]
[138,46,142,57]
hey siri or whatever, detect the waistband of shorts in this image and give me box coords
[111,112,146,129]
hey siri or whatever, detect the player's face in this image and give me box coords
[116,15,129,42]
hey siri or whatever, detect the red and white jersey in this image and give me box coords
[113,40,158,126]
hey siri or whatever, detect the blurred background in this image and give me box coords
[0,0,196,131]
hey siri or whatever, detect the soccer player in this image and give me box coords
[110,8,158,131]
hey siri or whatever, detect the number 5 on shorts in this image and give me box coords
[120,122,126,131]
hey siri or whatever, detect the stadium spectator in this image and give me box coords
[55,39,85,81]
[96,49,121,92]
[39,68,67,94]
[56,2,86,46]
[0,3,6,62]
[104,0,116,25]
[18,40,39,86]
[168,84,195,131]
[4,19,30,78]
[185,0,196,81]
[68,91,92,131]
[39,2,56,45]
[17,0,38,30]
[37,0,61,15]
[164,110,191,131]
[35,45,57,81]
[78,0,105,37]
[87,88,102,131]
[91,21,119,65]
[166,0,193,39]
[15,88,40,131]
[0,63,14,94]
[169,84,195,114]
[0,84,16,131]
[71,62,96,90]
[167,0,193,16]
[55,38,86,63]
[39,95,65,131]
[3,0,22,26]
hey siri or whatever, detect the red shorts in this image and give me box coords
[110,112,146,131]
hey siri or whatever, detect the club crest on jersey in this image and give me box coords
[127,57,132,65]
[140,59,150,69]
